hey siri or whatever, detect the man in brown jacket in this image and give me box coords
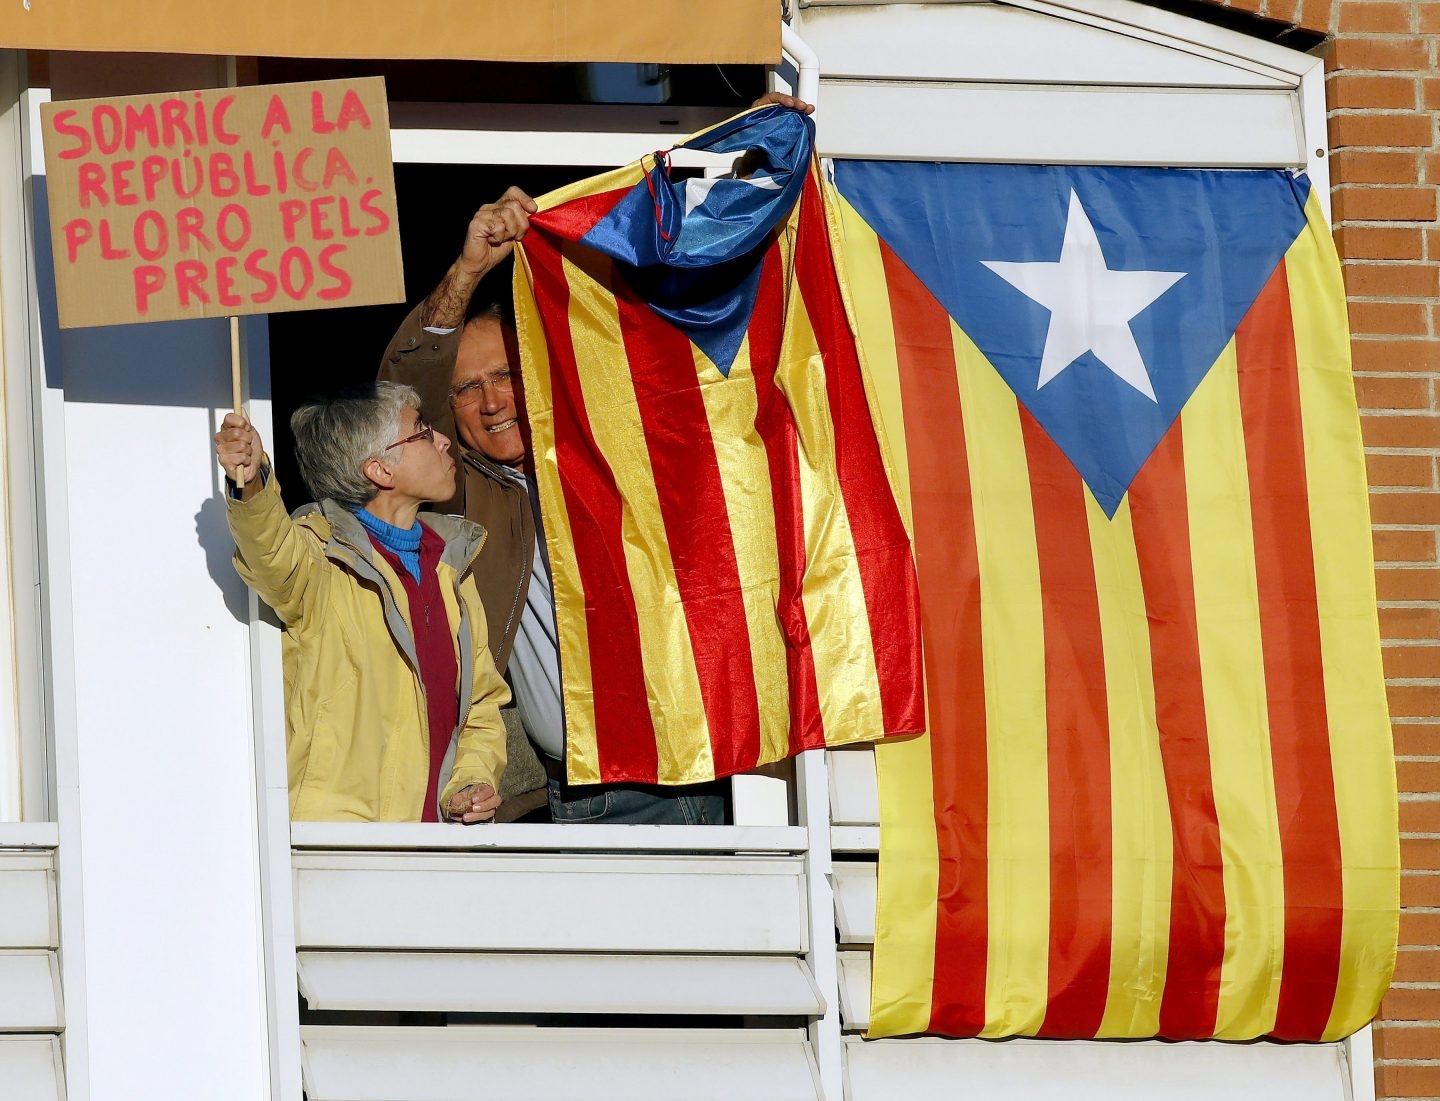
[378,187,726,824]
[379,187,551,819]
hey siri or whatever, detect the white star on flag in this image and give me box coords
[683,173,783,217]
[982,190,1185,402]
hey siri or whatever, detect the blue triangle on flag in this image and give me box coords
[833,162,1311,515]
[577,106,814,377]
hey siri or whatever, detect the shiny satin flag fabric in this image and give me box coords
[513,109,924,785]
[834,162,1399,1042]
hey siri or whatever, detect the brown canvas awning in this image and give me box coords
[0,1,779,65]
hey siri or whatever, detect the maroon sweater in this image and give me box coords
[370,524,460,822]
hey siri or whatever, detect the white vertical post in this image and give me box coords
[1345,1024,1377,1101]
[796,747,843,1098]
[0,51,45,824]
[780,23,821,107]
[1298,58,1332,225]
[238,323,304,1101]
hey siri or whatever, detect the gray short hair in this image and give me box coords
[289,381,419,509]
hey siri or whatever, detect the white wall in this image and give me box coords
[28,52,275,1101]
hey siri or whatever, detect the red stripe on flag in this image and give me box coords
[1236,260,1345,1041]
[524,232,660,782]
[532,186,630,243]
[747,248,824,753]
[793,176,925,737]
[1019,411,1114,1039]
[609,265,764,778]
[879,241,990,1036]
[1129,424,1226,1040]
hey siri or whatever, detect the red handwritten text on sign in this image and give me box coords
[41,79,404,328]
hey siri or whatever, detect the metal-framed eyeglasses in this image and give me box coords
[449,370,515,409]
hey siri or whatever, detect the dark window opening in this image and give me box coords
[269,162,589,509]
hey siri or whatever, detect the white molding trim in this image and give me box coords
[1345,1024,1376,1101]
[999,0,1312,82]
[0,821,57,848]
[290,821,809,852]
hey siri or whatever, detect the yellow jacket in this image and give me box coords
[226,467,509,821]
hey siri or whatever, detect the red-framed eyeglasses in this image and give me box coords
[383,422,436,452]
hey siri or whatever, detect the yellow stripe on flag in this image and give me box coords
[1288,197,1399,1040]
[836,198,939,1036]
[512,249,599,778]
[822,182,915,538]
[690,338,792,766]
[1182,342,1286,1039]
[781,271,886,747]
[535,163,644,215]
[834,193,913,533]
[559,246,716,783]
[952,322,1049,1037]
[1089,494,1174,1038]
[870,730,941,1036]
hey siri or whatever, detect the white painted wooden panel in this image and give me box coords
[302,1026,821,1101]
[831,826,880,854]
[833,862,877,945]
[798,0,1318,79]
[0,1035,63,1100]
[290,821,807,852]
[294,853,806,953]
[837,950,872,1032]
[0,855,55,948]
[0,825,58,848]
[843,1035,1350,1100]
[298,952,825,1016]
[799,3,1293,87]
[827,749,879,826]
[0,950,62,1030]
[816,83,1304,168]
[731,773,794,827]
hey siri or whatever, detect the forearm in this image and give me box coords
[226,464,321,624]
[419,257,485,330]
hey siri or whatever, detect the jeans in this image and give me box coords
[547,775,728,825]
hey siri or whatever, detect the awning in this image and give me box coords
[0,1,780,65]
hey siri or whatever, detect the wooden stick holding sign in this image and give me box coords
[36,77,406,485]
[229,316,246,489]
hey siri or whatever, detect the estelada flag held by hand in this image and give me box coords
[512,106,923,786]
[836,161,1399,1041]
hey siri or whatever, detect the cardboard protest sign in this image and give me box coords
[40,77,404,328]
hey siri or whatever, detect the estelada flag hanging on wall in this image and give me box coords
[513,107,924,785]
[836,161,1399,1042]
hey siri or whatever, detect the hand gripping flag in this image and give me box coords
[512,107,924,785]
[834,162,1399,1042]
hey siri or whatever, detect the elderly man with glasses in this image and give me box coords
[215,382,510,824]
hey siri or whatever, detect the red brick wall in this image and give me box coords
[1196,0,1440,1095]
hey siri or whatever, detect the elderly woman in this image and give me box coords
[214,382,508,823]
